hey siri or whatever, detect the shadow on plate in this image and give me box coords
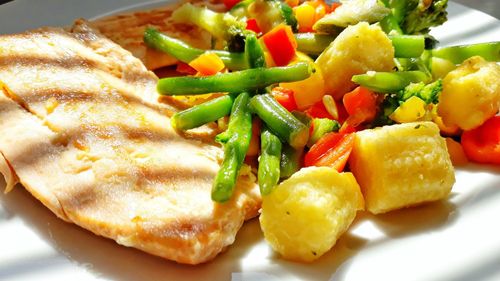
[0,183,262,281]
[368,199,458,238]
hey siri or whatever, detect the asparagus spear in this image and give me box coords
[258,126,282,195]
[144,28,248,70]
[249,94,309,149]
[352,71,431,93]
[212,92,252,202]
[280,144,303,179]
[157,62,312,96]
[171,94,236,130]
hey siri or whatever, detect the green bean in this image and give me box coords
[294,33,336,56]
[171,94,236,130]
[157,62,312,96]
[249,94,309,149]
[143,28,248,70]
[280,144,303,179]
[431,42,500,64]
[352,71,431,93]
[390,35,425,58]
[212,92,252,202]
[258,126,282,195]
[245,34,266,68]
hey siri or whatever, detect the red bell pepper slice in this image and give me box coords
[261,24,297,66]
[246,18,262,34]
[271,87,297,112]
[224,0,241,10]
[461,116,500,165]
[304,132,355,172]
[342,86,378,124]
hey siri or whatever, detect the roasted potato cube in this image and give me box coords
[259,167,363,262]
[437,56,500,130]
[315,22,395,100]
[349,122,455,214]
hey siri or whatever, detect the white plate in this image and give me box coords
[1,1,500,281]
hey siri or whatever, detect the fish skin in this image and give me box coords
[0,20,260,265]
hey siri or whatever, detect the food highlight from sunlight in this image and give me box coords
[1,0,499,264]
[135,0,499,261]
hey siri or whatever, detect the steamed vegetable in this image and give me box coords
[380,0,448,35]
[313,0,390,33]
[230,0,298,33]
[259,167,363,262]
[349,122,455,214]
[261,24,297,66]
[171,94,236,130]
[212,92,253,202]
[315,22,395,100]
[352,71,431,93]
[171,2,252,52]
[308,118,340,147]
[431,42,500,64]
[304,132,355,172]
[461,116,500,165]
[244,33,266,68]
[258,126,282,195]
[437,56,500,130]
[157,62,312,95]
[280,143,303,178]
[249,94,309,149]
[144,28,248,70]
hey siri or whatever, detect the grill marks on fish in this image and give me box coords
[0,21,260,264]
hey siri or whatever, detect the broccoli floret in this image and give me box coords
[372,79,442,126]
[401,0,448,34]
[398,79,442,104]
[381,0,448,35]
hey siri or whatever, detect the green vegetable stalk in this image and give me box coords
[258,126,282,195]
[249,94,309,149]
[245,34,266,68]
[352,70,431,93]
[295,33,425,58]
[390,35,425,58]
[280,144,303,179]
[431,42,500,64]
[171,94,236,130]
[143,28,248,70]
[212,92,253,202]
[157,62,312,96]
[294,33,337,56]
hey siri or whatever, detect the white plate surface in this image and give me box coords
[1,1,500,281]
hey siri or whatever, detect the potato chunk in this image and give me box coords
[259,167,363,262]
[437,56,500,130]
[315,22,395,100]
[349,122,455,214]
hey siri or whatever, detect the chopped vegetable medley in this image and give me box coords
[143,0,500,262]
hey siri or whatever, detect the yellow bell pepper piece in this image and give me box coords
[390,96,426,123]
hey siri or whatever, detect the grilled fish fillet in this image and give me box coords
[90,0,225,70]
[0,20,260,265]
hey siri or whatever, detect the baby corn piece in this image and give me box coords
[349,122,455,214]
